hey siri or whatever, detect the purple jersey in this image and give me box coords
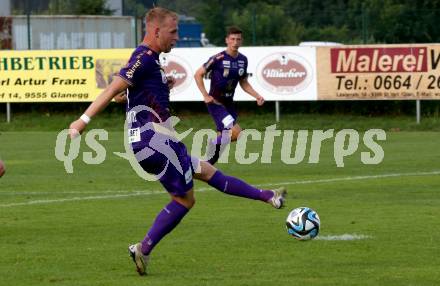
[117,44,196,196]
[204,51,248,105]
[118,44,170,125]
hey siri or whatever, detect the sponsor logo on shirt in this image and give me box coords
[125,58,142,79]
[128,127,141,143]
[222,60,231,68]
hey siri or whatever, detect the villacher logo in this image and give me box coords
[256,52,313,95]
[160,54,192,94]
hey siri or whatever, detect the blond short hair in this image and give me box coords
[145,7,178,25]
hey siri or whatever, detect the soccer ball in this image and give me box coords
[286,207,320,240]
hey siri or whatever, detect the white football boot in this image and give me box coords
[267,187,287,209]
[128,243,150,276]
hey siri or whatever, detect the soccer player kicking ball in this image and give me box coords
[194,26,264,165]
[68,7,286,276]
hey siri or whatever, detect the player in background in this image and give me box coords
[194,26,264,165]
[0,159,5,177]
[68,7,286,276]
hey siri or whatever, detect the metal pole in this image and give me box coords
[6,103,11,123]
[131,17,136,47]
[362,3,367,44]
[26,0,31,49]
[252,7,256,45]
[134,15,138,45]
[275,101,280,122]
[416,100,421,124]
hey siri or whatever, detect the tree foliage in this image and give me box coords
[156,0,440,46]
[47,0,114,15]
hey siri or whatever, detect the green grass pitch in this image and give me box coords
[0,115,439,286]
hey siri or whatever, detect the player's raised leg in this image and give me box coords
[194,160,287,208]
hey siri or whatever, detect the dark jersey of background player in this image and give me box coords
[203,51,248,106]
[194,26,265,164]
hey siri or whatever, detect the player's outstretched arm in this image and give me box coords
[194,66,214,104]
[239,77,264,106]
[69,77,129,138]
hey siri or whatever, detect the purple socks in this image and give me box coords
[140,171,273,256]
[141,200,189,255]
[207,170,273,201]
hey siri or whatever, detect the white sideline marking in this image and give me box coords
[257,170,440,188]
[0,190,150,195]
[0,188,210,208]
[316,234,371,241]
[0,170,439,208]
[0,192,153,208]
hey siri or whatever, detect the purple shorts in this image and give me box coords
[206,102,238,131]
[132,130,199,197]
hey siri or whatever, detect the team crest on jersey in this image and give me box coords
[238,68,245,76]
